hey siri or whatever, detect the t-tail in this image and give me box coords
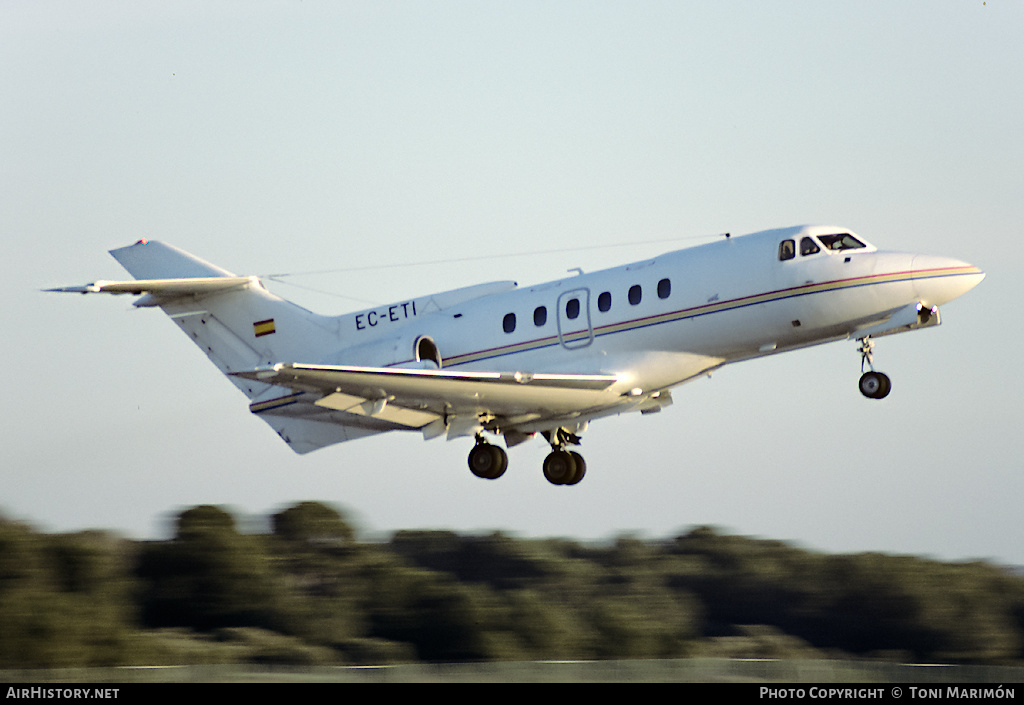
[47,240,363,452]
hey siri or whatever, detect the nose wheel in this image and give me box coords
[859,370,891,399]
[857,336,891,399]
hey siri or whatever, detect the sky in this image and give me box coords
[3,1,1022,565]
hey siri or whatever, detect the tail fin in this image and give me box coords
[51,240,388,454]
[110,239,237,279]
[105,241,340,401]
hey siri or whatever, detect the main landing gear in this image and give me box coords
[468,437,507,480]
[542,449,586,486]
[857,336,891,400]
[541,428,586,486]
[466,429,587,486]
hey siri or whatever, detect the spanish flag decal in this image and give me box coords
[253,318,276,337]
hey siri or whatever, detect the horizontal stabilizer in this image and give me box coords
[46,277,254,302]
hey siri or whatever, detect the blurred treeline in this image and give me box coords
[2,501,1023,669]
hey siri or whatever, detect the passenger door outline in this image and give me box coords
[556,288,594,350]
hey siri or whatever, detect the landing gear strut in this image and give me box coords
[857,336,891,400]
[468,437,507,480]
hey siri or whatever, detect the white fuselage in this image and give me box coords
[328,225,983,401]
[56,225,984,465]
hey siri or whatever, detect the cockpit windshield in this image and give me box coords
[818,233,866,251]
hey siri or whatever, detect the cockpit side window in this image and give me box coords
[800,237,820,256]
[779,239,795,261]
[818,233,866,251]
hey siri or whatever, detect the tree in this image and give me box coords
[272,501,355,546]
[137,505,286,632]
[0,521,139,668]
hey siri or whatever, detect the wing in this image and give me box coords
[233,363,626,441]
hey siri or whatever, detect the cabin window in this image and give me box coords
[565,297,580,320]
[800,237,820,256]
[502,312,516,333]
[657,278,671,299]
[533,306,547,327]
[598,291,612,312]
[819,233,866,251]
[779,239,795,261]
[628,285,642,305]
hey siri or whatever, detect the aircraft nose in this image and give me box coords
[910,254,985,306]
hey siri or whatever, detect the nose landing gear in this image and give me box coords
[859,370,891,399]
[857,336,891,399]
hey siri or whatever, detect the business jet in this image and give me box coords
[50,225,983,486]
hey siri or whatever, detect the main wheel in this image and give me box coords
[468,444,507,479]
[565,452,586,485]
[543,450,578,485]
[859,371,891,399]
